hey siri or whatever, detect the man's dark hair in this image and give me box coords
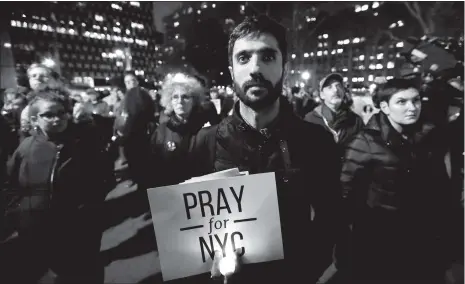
[228,15,287,67]
[372,78,419,108]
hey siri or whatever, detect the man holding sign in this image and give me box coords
[187,15,342,283]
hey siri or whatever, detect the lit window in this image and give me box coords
[212,4,216,8]
[129,1,140,7]
[369,64,376,70]
[372,2,379,8]
[323,50,328,55]
[323,34,328,39]
[3,42,11,48]
[396,42,404,48]
[396,53,401,58]
[306,16,311,23]
[197,10,201,14]
[374,12,378,16]
[318,43,323,48]
[95,15,103,22]
[10,20,16,27]
[310,52,314,57]
[353,37,360,44]
[69,29,75,35]
[387,62,395,69]
[376,63,383,70]
[353,57,358,62]
[343,39,350,45]
[317,51,322,57]
[324,42,328,47]
[102,52,107,58]
[126,29,130,35]
[361,4,369,11]
[397,20,404,27]
[358,77,364,82]
[359,65,365,70]
[387,76,394,80]
[343,77,348,82]
[352,77,357,82]
[331,50,336,55]
[377,53,383,59]
[355,5,361,12]
[331,67,336,72]
[337,49,343,54]
[304,53,309,58]
[370,55,375,60]
[113,27,121,33]
[368,75,374,81]
[69,21,74,25]
[389,23,396,29]
[174,21,179,27]
[291,54,296,59]
[240,5,245,11]
[111,3,122,10]
[82,23,86,27]
[342,68,348,72]
[291,70,295,74]
[359,55,365,61]
[202,3,208,8]
[175,34,179,39]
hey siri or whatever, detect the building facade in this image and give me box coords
[7,1,163,87]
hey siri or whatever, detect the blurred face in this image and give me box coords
[320,80,344,109]
[171,87,195,118]
[28,67,51,91]
[32,100,69,135]
[124,75,138,90]
[381,88,421,126]
[230,33,284,111]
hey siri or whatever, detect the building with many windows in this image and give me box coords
[6,1,163,87]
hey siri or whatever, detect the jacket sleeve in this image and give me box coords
[341,133,372,222]
[188,126,217,177]
[307,128,344,281]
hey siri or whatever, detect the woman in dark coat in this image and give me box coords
[0,88,115,284]
[150,72,207,187]
[341,78,459,284]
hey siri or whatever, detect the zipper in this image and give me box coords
[49,144,64,203]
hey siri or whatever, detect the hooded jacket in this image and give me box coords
[185,97,342,283]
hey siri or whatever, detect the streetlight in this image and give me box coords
[42,58,55,68]
[301,71,311,80]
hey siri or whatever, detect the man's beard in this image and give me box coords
[234,77,283,111]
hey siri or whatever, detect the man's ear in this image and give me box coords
[228,66,233,81]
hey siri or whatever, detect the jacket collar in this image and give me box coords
[228,96,297,139]
[365,112,435,146]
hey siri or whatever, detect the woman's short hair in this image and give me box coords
[372,78,419,108]
[28,87,72,118]
[160,72,206,115]
[27,63,52,77]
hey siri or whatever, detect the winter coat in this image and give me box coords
[304,104,364,148]
[150,112,205,187]
[0,121,114,280]
[184,97,342,283]
[341,112,458,284]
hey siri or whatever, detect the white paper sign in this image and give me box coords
[147,172,284,281]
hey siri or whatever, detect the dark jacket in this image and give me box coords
[185,98,342,283]
[1,122,114,279]
[304,104,364,148]
[150,112,205,187]
[341,112,457,283]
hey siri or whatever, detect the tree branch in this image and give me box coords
[404,2,430,34]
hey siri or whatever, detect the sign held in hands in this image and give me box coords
[147,172,284,281]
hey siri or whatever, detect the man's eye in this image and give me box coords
[237,55,249,64]
[263,54,275,62]
[397,100,406,104]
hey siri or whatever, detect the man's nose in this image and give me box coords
[406,100,417,110]
[249,55,264,75]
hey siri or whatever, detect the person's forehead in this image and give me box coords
[30,67,50,74]
[37,100,63,110]
[232,33,280,55]
[124,75,136,81]
[392,88,419,98]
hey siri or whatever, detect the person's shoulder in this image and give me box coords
[303,106,323,124]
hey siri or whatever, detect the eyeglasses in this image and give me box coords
[38,110,68,120]
[172,94,193,101]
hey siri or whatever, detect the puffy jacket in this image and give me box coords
[186,97,342,283]
[341,112,458,283]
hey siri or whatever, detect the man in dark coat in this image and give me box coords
[304,73,364,148]
[184,16,342,284]
[114,74,155,190]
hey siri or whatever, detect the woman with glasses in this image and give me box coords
[150,72,207,187]
[341,78,458,284]
[0,88,114,284]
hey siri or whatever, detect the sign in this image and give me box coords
[147,172,284,281]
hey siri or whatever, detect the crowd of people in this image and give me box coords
[0,15,463,284]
